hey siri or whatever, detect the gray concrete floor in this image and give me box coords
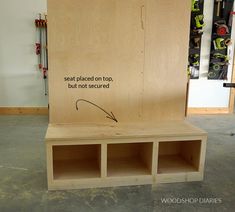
[0,115,234,212]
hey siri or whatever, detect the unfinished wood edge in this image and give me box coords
[46,143,53,189]
[229,89,235,113]
[101,143,107,178]
[157,135,207,143]
[45,137,207,189]
[156,172,203,184]
[48,176,153,191]
[187,107,230,115]
[198,137,207,173]
[185,78,190,117]
[152,142,158,183]
[0,107,48,115]
[229,63,235,113]
[183,120,208,135]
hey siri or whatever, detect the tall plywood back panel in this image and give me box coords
[48,0,191,124]
[46,0,208,190]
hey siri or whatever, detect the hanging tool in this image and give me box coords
[215,20,229,36]
[210,62,228,80]
[211,61,227,71]
[35,13,48,96]
[221,0,226,18]
[216,0,223,17]
[212,63,221,71]
[35,14,42,69]
[41,14,48,96]
[219,69,228,80]
[192,0,200,12]
[43,68,48,96]
[39,14,43,70]
[228,0,235,26]
[216,24,229,35]
[189,36,201,48]
[211,62,227,71]
[35,43,41,55]
[40,15,44,71]
[189,54,200,66]
[35,14,47,70]
[187,66,191,77]
[213,38,232,50]
[214,38,225,49]
[224,38,232,46]
[43,15,48,96]
[229,11,235,27]
[195,15,205,29]
[45,15,48,71]
[212,53,229,62]
[208,70,220,79]
[189,66,200,78]
[193,37,201,48]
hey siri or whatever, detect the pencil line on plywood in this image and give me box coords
[141,3,147,117]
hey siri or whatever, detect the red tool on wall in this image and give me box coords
[35,13,48,96]
[215,20,229,36]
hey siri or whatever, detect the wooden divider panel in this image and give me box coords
[48,0,191,124]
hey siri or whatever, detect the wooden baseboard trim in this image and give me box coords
[0,107,48,115]
[229,89,235,113]
[187,107,230,115]
[0,107,230,115]
[229,63,235,113]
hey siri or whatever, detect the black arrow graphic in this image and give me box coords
[75,99,118,123]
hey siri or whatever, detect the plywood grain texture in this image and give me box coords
[187,107,230,114]
[45,121,207,141]
[45,121,207,189]
[47,0,191,124]
[229,61,235,113]
[0,107,48,115]
[45,0,206,190]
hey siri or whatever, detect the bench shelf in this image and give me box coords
[46,121,207,190]
[107,143,153,177]
[52,144,101,180]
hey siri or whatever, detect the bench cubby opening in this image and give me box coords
[157,140,201,174]
[53,144,101,180]
[107,142,153,177]
[46,122,207,189]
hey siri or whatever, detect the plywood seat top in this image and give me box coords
[45,121,207,142]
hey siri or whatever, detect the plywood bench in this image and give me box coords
[45,121,207,190]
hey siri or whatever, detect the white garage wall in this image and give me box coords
[188,0,235,108]
[0,0,47,107]
[0,0,233,108]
